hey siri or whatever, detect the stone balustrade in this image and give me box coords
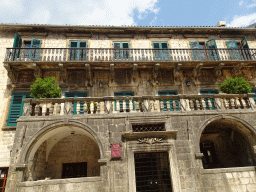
[22,93,256,117]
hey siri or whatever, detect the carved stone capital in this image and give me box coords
[193,63,203,78]
[173,63,182,83]
[4,63,17,83]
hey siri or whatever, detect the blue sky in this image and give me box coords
[0,0,256,27]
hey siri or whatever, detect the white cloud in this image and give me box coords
[227,13,256,27]
[0,0,159,26]
[150,16,157,25]
[247,3,256,8]
[239,0,244,6]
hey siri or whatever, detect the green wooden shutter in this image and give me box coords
[121,42,129,60]
[78,41,87,61]
[158,91,179,111]
[190,41,201,60]
[69,41,79,61]
[30,38,41,61]
[65,92,87,115]
[200,89,219,110]
[12,34,22,59]
[206,38,219,60]
[7,93,31,126]
[241,36,252,60]
[251,89,256,104]
[153,42,170,61]
[226,40,241,60]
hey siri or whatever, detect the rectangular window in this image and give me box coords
[190,41,207,60]
[114,91,134,112]
[113,42,130,60]
[226,39,241,60]
[241,36,252,60]
[132,123,165,132]
[0,168,8,192]
[62,162,87,179]
[200,89,219,110]
[65,92,87,115]
[158,90,179,111]
[7,93,31,126]
[69,41,87,61]
[152,42,170,61]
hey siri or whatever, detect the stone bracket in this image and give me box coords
[32,63,42,78]
[132,63,138,82]
[195,153,204,159]
[232,62,244,76]
[214,62,225,77]
[59,63,67,85]
[109,63,115,83]
[193,63,203,78]
[153,63,160,82]
[4,63,17,83]
[85,64,92,86]
[173,63,182,83]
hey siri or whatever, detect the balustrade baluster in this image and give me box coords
[123,100,126,113]
[207,99,212,110]
[196,100,200,110]
[235,97,241,109]
[160,100,164,111]
[154,100,158,112]
[56,103,61,115]
[77,102,80,114]
[116,100,120,113]
[223,98,229,109]
[49,103,54,116]
[90,101,94,114]
[35,104,40,116]
[96,101,100,114]
[42,104,47,116]
[201,99,206,110]
[230,98,235,109]
[189,99,194,110]
[172,100,176,111]
[135,101,139,112]
[240,98,246,109]
[129,99,133,112]
[83,102,88,114]
[166,100,170,111]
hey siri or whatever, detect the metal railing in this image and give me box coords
[22,93,256,117]
[5,48,256,62]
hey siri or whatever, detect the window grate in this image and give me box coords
[132,123,165,132]
[135,152,172,192]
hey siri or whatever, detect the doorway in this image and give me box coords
[134,152,172,192]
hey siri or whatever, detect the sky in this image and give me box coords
[0,0,256,27]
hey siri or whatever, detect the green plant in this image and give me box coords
[30,77,61,99]
[219,77,252,94]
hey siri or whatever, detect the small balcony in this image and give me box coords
[4,48,256,64]
[22,93,256,118]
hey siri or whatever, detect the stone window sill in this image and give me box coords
[19,176,102,187]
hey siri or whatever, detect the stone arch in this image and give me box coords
[196,115,256,169]
[19,120,105,165]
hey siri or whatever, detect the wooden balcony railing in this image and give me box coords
[5,48,256,62]
[22,94,256,117]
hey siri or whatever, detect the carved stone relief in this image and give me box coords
[137,138,164,145]
[114,68,132,84]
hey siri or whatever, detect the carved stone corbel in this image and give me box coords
[59,63,67,85]
[85,64,91,86]
[32,63,42,78]
[132,63,138,82]
[214,63,224,78]
[109,63,115,83]
[153,63,160,82]
[4,63,17,83]
[192,63,203,79]
[232,63,244,76]
[173,63,182,84]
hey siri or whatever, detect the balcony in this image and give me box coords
[4,48,256,64]
[22,93,256,117]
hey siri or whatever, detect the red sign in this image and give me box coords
[111,143,121,158]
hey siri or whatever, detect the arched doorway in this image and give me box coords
[199,118,256,169]
[23,125,101,181]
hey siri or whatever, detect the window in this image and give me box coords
[7,93,31,126]
[152,42,170,61]
[65,92,87,115]
[158,90,179,111]
[190,41,207,60]
[0,168,8,192]
[132,123,165,132]
[206,38,219,60]
[200,89,219,110]
[113,42,130,60]
[114,92,134,112]
[69,41,87,61]
[62,162,87,179]
[226,39,241,60]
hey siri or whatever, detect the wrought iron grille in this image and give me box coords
[132,123,165,132]
[134,152,172,192]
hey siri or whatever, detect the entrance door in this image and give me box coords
[134,152,172,192]
[0,168,8,192]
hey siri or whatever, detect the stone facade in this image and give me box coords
[0,24,256,192]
